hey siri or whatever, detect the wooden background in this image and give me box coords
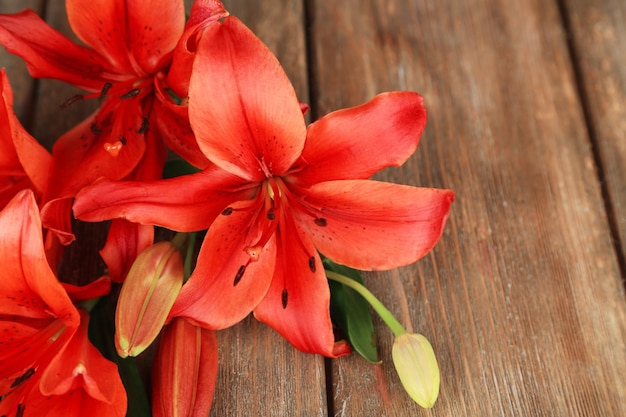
[1,0,625,415]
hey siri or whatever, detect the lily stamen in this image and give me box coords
[99,82,113,99]
[243,179,283,261]
[10,368,35,389]
[120,88,141,99]
[137,117,149,134]
[59,94,85,108]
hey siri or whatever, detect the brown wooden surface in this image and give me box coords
[2,0,625,416]
[562,0,626,266]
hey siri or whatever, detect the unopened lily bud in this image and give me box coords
[115,241,183,358]
[391,333,440,408]
[152,318,218,417]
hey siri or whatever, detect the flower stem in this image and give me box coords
[171,232,197,280]
[171,232,189,253]
[326,270,407,337]
[183,232,196,280]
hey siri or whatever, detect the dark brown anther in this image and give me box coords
[10,368,34,389]
[119,135,127,146]
[120,88,140,99]
[221,207,233,216]
[99,82,113,99]
[281,289,288,309]
[308,256,316,272]
[60,94,84,108]
[137,117,149,134]
[90,123,102,135]
[16,404,25,417]
[314,218,327,227]
[233,265,246,286]
[266,208,276,221]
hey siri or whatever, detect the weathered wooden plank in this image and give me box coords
[561,0,626,271]
[308,0,626,416]
[208,1,329,416]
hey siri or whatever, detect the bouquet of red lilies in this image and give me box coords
[0,1,454,416]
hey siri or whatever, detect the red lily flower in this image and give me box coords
[29,310,127,417]
[0,190,124,416]
[99,218,155,283]
[2,310,127,417]
[73,17,454,357]
[0,190,79,382]
[0,69,51,208]
[0,0,227,242]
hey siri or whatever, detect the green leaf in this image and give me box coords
[324,258,380,363]
[88,297,152,417]
[162,158,201,179]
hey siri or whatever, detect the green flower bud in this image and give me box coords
[115,241,183,358]
[392,333,440,408]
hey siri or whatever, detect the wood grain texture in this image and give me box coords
[308,0,626,415]
[561,0,626,269]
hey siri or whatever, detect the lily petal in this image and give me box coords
[67,0,186,75]
[294,180,454,270]
[27,387,126,417]
[165,0,229,98]
[38,101,151,226]
[0,315,72,378]
[0,190,78,323]
[62,276,112,302]
[40,197,75,245]
[151,90,211,169]
[0,9,115,91]
[189,16,306,180]
[293,92,427,184]
[0,190,79,379]
[254,218,350,357]
[1,313,126,417]
[170,200,276,329]
[44,103,146,203]
[0,70,51,196]
[66,0,134,74]
[99,219,154,282]
[40,311,117,402]
[128,118,168,181]
[37,310,126,416]
[73,166,254,232]
[124,0,185,74]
